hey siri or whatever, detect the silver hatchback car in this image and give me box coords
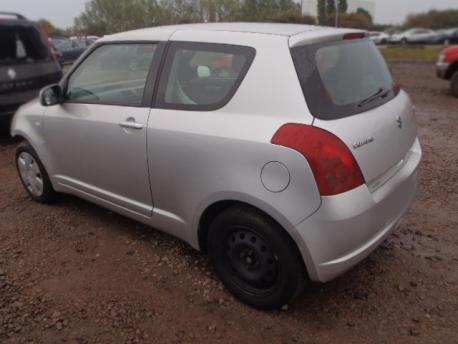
[11,23,421,309]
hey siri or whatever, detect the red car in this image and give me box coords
[436,46,458,97]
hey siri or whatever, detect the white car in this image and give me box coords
[389,28,437,45]
[369,31,390,45]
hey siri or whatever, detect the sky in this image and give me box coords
[1,0,458,29]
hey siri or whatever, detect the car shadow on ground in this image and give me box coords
[53,191,395,315]
[0,116,16,144]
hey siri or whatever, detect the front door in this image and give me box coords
[44,43,159,217]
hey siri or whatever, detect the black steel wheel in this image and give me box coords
[225,227,278,292]
[207,206,307,309]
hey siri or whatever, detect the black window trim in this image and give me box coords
[290,38,398,121]
[60,40,166,108]
[154,41,256,112]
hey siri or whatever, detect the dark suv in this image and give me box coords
[0,12,62,128]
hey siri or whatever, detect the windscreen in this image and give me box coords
[0,25,50,64]
[291,38,397,120]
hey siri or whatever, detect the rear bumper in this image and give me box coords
[296,138,421,282]
[436,62,450,79]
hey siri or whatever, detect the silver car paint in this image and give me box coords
[11,23,421,283]
[44,103,153,217]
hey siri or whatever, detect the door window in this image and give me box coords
[156,42,255,111]
[65,44,157,106]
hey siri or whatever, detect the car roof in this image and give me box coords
[101,22,363,46]
[0,12,40,28]
[103,22,329,40]
[162,22,322,35]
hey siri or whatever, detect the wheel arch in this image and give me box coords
[195,197,316,280]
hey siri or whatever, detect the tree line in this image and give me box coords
[40,0,458,37]
[71,0,316,36]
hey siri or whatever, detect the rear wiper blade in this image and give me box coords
[357,87,390,108]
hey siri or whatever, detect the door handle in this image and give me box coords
[119,118,145,130]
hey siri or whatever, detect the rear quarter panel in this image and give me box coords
[147,32,320,249]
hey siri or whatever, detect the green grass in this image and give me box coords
[379,46,443,63]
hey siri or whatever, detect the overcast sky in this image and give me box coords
[1,0,457,28]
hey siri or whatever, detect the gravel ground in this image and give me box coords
[0,63,457,343]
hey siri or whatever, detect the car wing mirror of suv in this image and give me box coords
[40,84,62,106]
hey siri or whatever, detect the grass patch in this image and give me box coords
[380,46,443,63]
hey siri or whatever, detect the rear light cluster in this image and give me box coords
[271,124,365,196]
[343,32,366,40]
[40,27,58,62]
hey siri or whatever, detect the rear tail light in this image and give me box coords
[343,32,366,40]
[271,124,365,196]
[40,27,57,61]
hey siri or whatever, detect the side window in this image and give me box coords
[157,42,255,111]
[66,43,157,106]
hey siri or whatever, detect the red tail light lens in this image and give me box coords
[40,27,57,61]
[271,124,365,196]
[343,33,366,40]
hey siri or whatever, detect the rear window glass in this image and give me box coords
[157,42,255,111]
[0,26,49,64]
[291,39,397,120]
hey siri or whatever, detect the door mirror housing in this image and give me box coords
[40,84,62,106]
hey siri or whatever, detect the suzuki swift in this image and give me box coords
[11,23,421,309]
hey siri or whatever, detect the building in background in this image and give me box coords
[302,0,375,19]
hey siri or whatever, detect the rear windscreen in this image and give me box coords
[291,39,397,120]
[0,25,50,64]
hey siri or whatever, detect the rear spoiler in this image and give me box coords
[0,12,27,20]
[289,28,369,48]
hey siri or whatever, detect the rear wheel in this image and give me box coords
[16,143,56,203]
[207,206,307,309]
[451,72,458,98]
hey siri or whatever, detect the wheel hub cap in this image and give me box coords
[226,229,278,289]
[17,152,44,197]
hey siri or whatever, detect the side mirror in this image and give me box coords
[40,84,62,106]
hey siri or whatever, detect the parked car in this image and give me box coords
[438,28,458,46]
[369,31,390,45]
[56,37,96,64]
[50,35,67,47]
[0,12,62,122]
[11,23,422,309]
[389,28,437,45]
[436,46,458,97]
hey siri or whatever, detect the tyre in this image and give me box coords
[207,206,307,309]
[451,72,458,98]
[16,142,56,203]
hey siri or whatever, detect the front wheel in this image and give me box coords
[207,206,307,309]
[451,72,458,98]
[16,143,56,203]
